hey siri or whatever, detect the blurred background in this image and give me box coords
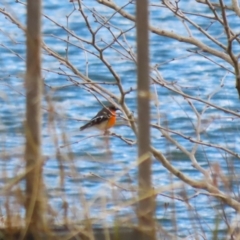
[0,0,240,239]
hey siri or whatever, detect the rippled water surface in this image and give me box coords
[1,0,240,238]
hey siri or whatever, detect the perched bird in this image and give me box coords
[80,105,118,132]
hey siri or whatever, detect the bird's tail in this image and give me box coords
[79,122,91,131]
[80,126,85,131]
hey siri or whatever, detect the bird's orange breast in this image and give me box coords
[106,111,116,129]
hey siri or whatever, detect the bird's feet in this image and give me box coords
[104,130,111,135]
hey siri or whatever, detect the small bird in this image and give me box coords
[80,105,118,132]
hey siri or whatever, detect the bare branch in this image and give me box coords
[97,0,233,65]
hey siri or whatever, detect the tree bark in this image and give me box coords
[136,1,155,239]
[24,0,44,238]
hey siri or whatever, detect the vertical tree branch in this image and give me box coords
[136,0,155,239]
[25,0,44,237]
[219,0,240,97]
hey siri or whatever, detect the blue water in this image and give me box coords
[0,0,240,238]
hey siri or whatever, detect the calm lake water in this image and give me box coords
[0,0,240,238]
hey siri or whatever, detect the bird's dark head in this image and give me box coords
[108,105,119,111]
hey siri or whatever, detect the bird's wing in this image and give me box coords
[80,109,111,130]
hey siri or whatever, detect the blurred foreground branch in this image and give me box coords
[24,0,45,238]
